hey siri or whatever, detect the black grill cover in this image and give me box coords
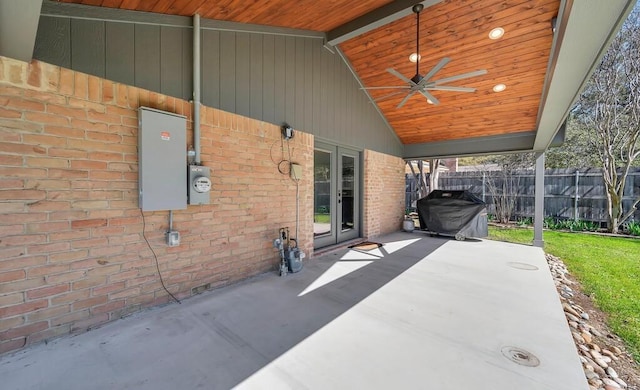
[417,190,488,238]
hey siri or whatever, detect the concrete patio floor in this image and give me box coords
[0,232,587,390]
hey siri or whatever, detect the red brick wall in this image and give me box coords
[363,149,406,238]
[0,57,314,354]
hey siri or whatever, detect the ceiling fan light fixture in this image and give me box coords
[489,27,505,40]
[493,83,506,92]
[361,3,486,108]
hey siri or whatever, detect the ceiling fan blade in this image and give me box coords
[420,57,450,84]
[373,91,407,102]
[433,69,487,85]
[419,90,439,105]
[397,91,417,108]
[361,86,411,90]
[387,68,415,85]
[425,85,476,93]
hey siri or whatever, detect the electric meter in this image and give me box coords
[188,165,211,205]
[193,176,212,193]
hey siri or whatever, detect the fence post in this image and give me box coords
[574,170,580,221]
[533,152,545,248]
[482,172,486,202]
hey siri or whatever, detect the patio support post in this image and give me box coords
[533,152,545,247]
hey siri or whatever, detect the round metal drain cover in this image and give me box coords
[501,346,540,367]
[507,262,539,271]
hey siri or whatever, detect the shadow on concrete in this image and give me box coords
[0,233,448,390]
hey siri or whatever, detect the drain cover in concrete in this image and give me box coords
[501,346,540,367]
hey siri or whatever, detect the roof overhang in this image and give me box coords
[533,0,636,152]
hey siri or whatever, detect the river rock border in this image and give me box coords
[547,253,637,390]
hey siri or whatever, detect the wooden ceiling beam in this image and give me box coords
[326,0,442,46]
[403,131,537,159]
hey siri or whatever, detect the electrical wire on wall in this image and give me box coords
[270,136,294,176]
[140,210,181,304]
[271,126,301,245]
[291,159,301,248]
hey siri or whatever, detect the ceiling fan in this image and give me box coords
[363,3,487,108]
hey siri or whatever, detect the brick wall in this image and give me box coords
[0,56,314,354]
[363,149,406,238]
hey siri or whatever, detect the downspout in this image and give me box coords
[193,14,201,164]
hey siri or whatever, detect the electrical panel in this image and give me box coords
[138,107,187,211]
[188,165,211,205]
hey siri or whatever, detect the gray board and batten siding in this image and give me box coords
[33,2,402,157]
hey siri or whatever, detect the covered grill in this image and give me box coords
[417,190,488,240]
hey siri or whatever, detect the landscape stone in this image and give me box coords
[595,358,609,369]
[564,302,581,317]
[546,253,630,390]
[614,377,627,388]
[585,370,599,380]
[602,377,621,388]
[566,312,581,322]
[589,343,601,352]
[582,331,593,343]
[588,377,603,388]
[601,349,619,361]
[583,356,606,376]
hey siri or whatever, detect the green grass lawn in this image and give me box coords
[488,226,640,362]
[314,214,330,223]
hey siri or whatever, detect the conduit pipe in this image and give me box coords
[193,14,201,164]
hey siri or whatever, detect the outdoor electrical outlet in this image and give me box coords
[290,163,302,180]
[166,230,180,247]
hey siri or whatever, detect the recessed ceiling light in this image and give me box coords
[409,53,421,63]
[493,83,506,92]
[426,98,434,104]
[489,27,505,40]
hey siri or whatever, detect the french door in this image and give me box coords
[314,142,360,248]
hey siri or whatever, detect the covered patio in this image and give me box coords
[0,233,586,389]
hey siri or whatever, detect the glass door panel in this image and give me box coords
[341,154,355,232]
[337,148,359,242]
[314,143,361,249]
[314,147,336,248]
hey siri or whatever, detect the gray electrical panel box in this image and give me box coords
[138,107,187,211]
[188,165,211,205]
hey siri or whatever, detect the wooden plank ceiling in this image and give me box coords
[56,0,394,31]
[54,0,560,146]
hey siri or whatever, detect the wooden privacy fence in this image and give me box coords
[406,168,640,223]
